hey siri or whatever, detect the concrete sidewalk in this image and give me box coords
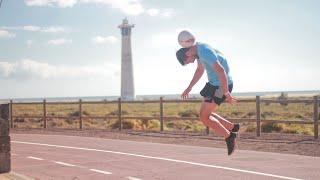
[0,172,34,180]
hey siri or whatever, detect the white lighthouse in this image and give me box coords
[118,18,135,100]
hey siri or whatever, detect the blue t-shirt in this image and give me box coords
[196,42,233,86]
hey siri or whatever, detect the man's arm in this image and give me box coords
[213,61,236,103]
[181,60,204,99]
[187,60,205,89]
[213,61,228,94]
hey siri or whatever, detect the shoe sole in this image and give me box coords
[231,137,237,155]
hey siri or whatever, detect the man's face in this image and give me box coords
[184,48,197,65]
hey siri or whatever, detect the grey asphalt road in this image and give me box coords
[10,133,319,180]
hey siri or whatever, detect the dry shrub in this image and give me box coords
[69,110,90,117]
[14,118,25,123]
[245,123,256,132]
[178,109,199,117]
[261,122,285,133]
[108,110,129,116]
[111,120,137,129]
[146,119,160,130]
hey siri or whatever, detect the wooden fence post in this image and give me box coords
[206,126,210,135]
[160,97,164,132]
[118,98,122,131]
[9,100,13,129]
[256,96,261,137]
[43,99,47,129]
[79,99,83,130]
[314,96,319,139]
[0,104,11,173]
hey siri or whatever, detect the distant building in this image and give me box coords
[118,18,135,100]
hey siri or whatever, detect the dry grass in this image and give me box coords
[10,96,319,135]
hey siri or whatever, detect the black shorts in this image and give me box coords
[200,82,233,105]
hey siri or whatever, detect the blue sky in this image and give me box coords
[0,0,319,99]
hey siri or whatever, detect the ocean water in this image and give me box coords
[0,90,319,103]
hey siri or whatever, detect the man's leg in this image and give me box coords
[199,99,237,155]
[211,113,234,131]
[212,113,240,132]
[199,101,230,138]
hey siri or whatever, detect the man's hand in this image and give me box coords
[225,92,237,104]
[181,87,192,100]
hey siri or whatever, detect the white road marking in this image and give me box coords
[90,169,112,175]
[53,161,76,167]
[27,156,44,160]
[127,176,142,180]
[12,140,303,180]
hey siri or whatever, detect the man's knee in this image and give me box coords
[199,110,209,121]
[200,111,218,124]
[208,115,219,124]
[200,103,217,122]
[211,112,217,117]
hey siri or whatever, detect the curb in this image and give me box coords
[0,172,34,180]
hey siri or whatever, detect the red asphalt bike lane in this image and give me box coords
[10,134,319,180]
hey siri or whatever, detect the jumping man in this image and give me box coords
[176,31,240,155]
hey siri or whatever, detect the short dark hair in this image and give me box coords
[176,47,191,65]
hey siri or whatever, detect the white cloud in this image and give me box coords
[2,26,68,33]
[80,0,144,15]
[25,0,78,8]
[161,9,174,17]
[146,8,159,16]
[25,0,144,14]
[57,0,78,7]
[92,36,118,44]
[48,38,72,45]
[0,59,119,79]
[23,26,41,31]
[0,29,16,38]
[0,62,15,77]
[25,0,52,6]
[42,26,68,33]
[146,8,174,17]
[24,0,173,17]
[27,40,34,47]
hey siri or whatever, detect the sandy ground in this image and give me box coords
[10,128,320,157]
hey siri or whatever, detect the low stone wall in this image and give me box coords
[0,104,10,173]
